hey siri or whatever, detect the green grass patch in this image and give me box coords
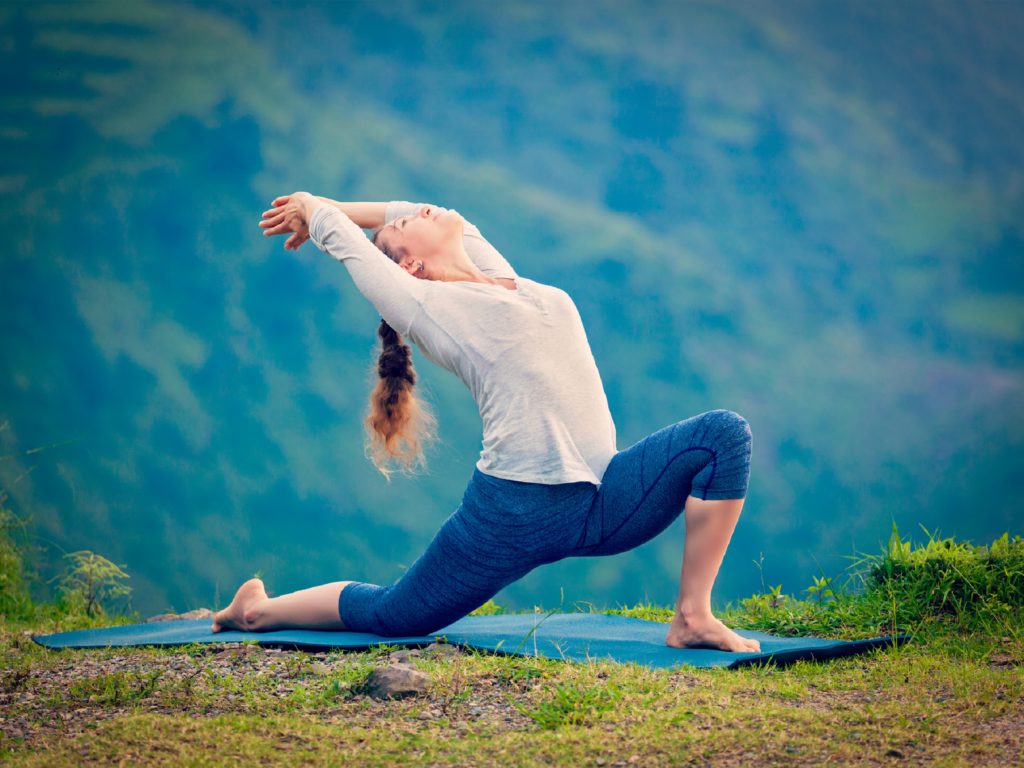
[515,680,624,729]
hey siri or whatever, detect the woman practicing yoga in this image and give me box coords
[212,192,759,653]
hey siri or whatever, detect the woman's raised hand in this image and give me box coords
[259,192,318,250]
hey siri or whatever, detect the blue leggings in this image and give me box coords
[339,409,751,636]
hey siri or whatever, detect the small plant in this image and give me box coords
[515,681,623,729]
[55,550,132,617]
[741,583,788,612]
[320,658,375,701]
[0,493,35,621]
[66,670,163,706]
[805,575,835,605]
[493,658,546,687]
[469,599,504,616]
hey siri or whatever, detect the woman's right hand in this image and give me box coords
[259,192,318,250]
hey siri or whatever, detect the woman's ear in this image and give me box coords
[399,256,424,277]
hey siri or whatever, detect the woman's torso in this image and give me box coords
[408,276,618,485]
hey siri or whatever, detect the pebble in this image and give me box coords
[365,663,430,700]
[424,642,462,658]
[388,649,421,664]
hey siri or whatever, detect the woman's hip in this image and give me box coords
[457,468,598,557]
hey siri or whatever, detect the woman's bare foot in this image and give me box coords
[665,612,761,653]
[211,578,270,632]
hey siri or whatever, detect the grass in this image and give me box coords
[0,527,1022,766]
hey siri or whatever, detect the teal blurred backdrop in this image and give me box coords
[1,0,1021,617]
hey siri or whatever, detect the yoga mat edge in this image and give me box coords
[31,614,909,670]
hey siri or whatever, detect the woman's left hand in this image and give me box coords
[259,192,318,250]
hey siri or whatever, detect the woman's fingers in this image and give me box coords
[262,196,310,246]
[284,232,309,250]
[260,204,304,235]
[260,210,286,228]
[262,220,294,236]
[261,211,299,236]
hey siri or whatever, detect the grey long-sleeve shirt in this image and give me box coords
[309,200,617,485]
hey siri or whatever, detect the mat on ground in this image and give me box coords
[33,613,906,670]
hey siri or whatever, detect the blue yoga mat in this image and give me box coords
[33,613,904,669]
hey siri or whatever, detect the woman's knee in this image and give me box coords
[692,410,751,500]
[700,409,751,447]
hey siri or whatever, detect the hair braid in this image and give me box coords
[364,318,436,478]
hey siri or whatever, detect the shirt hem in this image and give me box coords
[475,461,602,486]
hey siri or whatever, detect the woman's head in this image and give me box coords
[372,205,465,281]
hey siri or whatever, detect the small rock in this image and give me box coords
[425,642,462,658]
[628,757,640,765]
[146,608,215,623]
[365,663,430,699]
[596,759,606,766]
[469,706,483,717]
[389,649,421,663]
[213,645,257,660]
[988,652,1017,668]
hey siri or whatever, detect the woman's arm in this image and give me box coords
[261,193,427,334]
[316,199,388,229]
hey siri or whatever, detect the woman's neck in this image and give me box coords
[437,257,499,287]
[433,249,515,290]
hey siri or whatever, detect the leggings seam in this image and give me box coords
[702,455,718,497]
[596,446,715,547]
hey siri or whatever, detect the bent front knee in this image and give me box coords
[703,409,751,445]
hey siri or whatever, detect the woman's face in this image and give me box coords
[378,205,464,279]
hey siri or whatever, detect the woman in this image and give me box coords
[212,191,760,652]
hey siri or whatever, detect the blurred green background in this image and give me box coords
[1,0,1021,617]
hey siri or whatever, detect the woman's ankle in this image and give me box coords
[673,601,714,623]
[242,597,271,629]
